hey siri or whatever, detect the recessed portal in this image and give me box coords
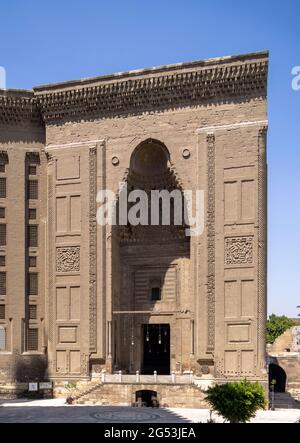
[269,363,287,393]
[142,324,170,375]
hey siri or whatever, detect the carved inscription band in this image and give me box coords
[89,146,97,351]
[207,133,215,353]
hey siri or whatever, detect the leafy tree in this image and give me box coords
[266,314,296,344]
[205,380,266,423]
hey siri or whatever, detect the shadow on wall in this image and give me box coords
[12,353,49,384]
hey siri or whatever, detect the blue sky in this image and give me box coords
[0,0,299,316]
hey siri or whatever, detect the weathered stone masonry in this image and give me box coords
[0,51,268,397]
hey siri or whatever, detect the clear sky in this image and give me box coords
[0,0,299,317]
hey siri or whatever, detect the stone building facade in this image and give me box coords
[0,51,268,395]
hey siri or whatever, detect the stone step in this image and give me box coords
[76,382,208,408]
[271,392,300,409]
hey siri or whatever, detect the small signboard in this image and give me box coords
[39,382,53,390]
[28,382,38,392]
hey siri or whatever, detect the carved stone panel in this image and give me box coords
[58,327,78,344]
[89,146,97,351]
[227,324,250,344]
[56,246,80,273]
[207,133,216,353]
[225,237,253,266]
[56,154,80,180]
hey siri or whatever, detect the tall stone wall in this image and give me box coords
[0,51,268,392]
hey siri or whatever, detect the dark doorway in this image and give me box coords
[142,324,170,375]
[269,363,287,392]
[136,390,159,408]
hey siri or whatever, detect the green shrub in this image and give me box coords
[205,380,266,423]
[266,314,296,344]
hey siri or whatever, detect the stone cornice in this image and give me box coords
[34,51,269,91]
[37,59,268,124]
[0,52,268,126]
[0,90,42,126]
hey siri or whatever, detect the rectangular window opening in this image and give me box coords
[28,208,37,220]
[0,178,6,199]
[27,180,38,200]
[29,305,37,320]
[151,287,161,301]
[28,273,38,296]
[0,272,6,296]
[0,304,5,320]
[27,328,38,351]
[0,327,6,351]
[29,165,37,176]
[28,225,38,248]
[0,224,6,246]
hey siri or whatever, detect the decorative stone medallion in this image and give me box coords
[56,246,80,273]
[182,149,191,159]
[225,236,253,266]
[112,156,119,166]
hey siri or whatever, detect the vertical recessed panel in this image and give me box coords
[224,181,238,221]
[56,350,67,373]
[56,155,80,180]
[241,280,255,317]
[70,351,81,374]
[70,195,81,232]
[241,350,254,374]
[70,286,80,321]
[56,287,69,321]
[56,197,68,233]
[242,180,255,220]
[224,351,238,374]
[225,280,239,318]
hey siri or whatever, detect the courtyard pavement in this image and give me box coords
[0,398,299,423]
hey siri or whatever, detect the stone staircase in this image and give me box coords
[75,382,208,408]
[73,381,103,403]
[271,392,300,409]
